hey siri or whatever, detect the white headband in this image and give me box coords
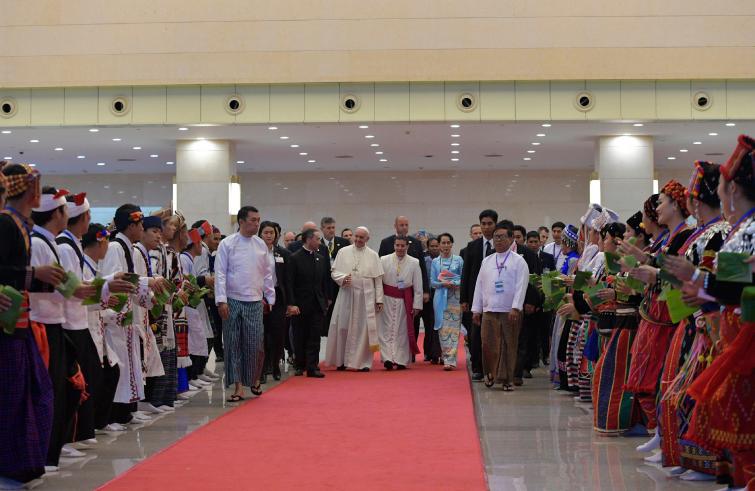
[33,189,68,213]
[66,194,90,218]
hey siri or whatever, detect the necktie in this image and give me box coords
[328,240,334,255]
[485,240,492,257]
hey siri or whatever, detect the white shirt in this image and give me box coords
[30,225,66,324]
[58,230,89,330]
[215,232,275,305]
[541,241,565,272]
[471,250,529,314]
[194,242,211,277]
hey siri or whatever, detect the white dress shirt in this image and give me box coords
[542,241,565,272]
[58,230,89,330]
[471,250,529,314]
[214,232,275,305]
[30,225,66,324]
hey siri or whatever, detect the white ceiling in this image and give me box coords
[0,120,752,175]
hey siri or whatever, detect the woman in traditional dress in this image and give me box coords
[430,233,464,370]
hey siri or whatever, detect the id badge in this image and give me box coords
[397,279,406,289]
[494,280,504,294]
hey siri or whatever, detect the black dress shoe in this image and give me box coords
[272,371,281,381]
[396,364,407,370]
[523,369,533,379]
[337,365,346,371]
[423,355,431,362]
[472,372,484,382]
[383,360,394,370]
[294,368,304,376]
[359,367,370,372]
[259,373,267,384]
[307,370,325,378]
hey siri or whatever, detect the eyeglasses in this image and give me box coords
[492,234,509,241]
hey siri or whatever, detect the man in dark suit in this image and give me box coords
[460,209,499,381]
[320,216,350,335]
[527,231,556,366]
[288,221,329,258]
[261,225,291,383]
[286,228,331,378]
[378,216,430,355]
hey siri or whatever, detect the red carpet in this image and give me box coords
[99,336,487,491]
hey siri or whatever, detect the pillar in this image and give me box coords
[597,135,654,220]
[175,139,236,234]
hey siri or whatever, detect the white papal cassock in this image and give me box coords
[325,244,384,370]
[377,253,423,366]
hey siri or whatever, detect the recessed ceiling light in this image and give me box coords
[132,146,142,150]
[54,147,63,151]
[679,149,688,153]
[3,156,12,160]
[527,150,536,154]
[290,144,300,148]
[450,124,460,128]
[451,150,460,154]
[536,133,546,137]
[97,162,106,166]
[165,161,174,165]
[329,177,335,180]
[667,156,676,160]
[375,151,384,155]
[365,135,375,139]
[150,154,158,158]
[178,127,189,131]
[358,125,369,129]
[299,152,308,156]
[112,138,122,142]
[541,123,552,127]
[1,130,11,134]
[28,163,36,167]
[280,136,289,140]
[523,157,532,161]
[282,187,288,190]
[268,126,278,130]
[307,159,316,163]
[451,158,459,162]
[370,143,380,147]
[89,128,99,133]
[693,141,702,145]
[29,139,39,143]
[708,132,718,136]
[236,160,245,164]
[450,134,460,138]
[531,142,541,146]
[77,155,85,159]
[725,122,736,127]
[633,123,644,127]
[451,143,460,147]
[379,158,388,162]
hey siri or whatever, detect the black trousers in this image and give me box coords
[263,294,287,375]
[293,308,323,372]
[94,359,119,429]
[66,329,100,442]
[189,354,208,379]
[419,293,441,361]
[206,299,224,359]
[537,311,553,362]
[465,312,483,374]
[514,314,538,379]
[44,324,74,467]
[110,402,136,425]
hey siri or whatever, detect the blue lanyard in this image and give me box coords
[495,251,512,278]
[83,256,97,277]
[726,207,755,241]
[4,205,33,237]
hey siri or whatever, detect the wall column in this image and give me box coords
[175,139,236,234]
[597,135,654,220]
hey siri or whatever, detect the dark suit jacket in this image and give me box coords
[516,243,541,308]
[288,239,329,260]
[321,236,350,260]
[272,245,291,308]
[286,247,331,315]
[460,237,488,305]
[538,250,556,273]
[378,234,429,293]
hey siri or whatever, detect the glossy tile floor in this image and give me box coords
[472,366,720,491]
[35,345,722,491]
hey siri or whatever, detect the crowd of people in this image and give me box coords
[0,133,753,490]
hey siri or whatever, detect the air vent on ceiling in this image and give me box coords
[485,154,504,158]
[704,152,724,156]
[424,155,433,158]
[117,158,137,162]
[334,155,353,159]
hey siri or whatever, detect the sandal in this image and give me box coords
[484,374,495,388]
[226,394,244,402]
[250,385,263,396]
[503,384,514,392]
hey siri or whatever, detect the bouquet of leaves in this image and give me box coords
[150,280,176,318]
[604,251,622,274]
[541,271,566,311]
[585,282,609,307]
[56,270,81,299]
[81,277,106,306]
[184,274,211,309]
[717,252,751,283]
[573,271,593,291]
[111,293,129,313]
[664,287,698,323]
[0,285,24,335]
[742,286,755,322]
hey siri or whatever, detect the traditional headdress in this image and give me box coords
[626,211,645,236]
[196,221,213,237]
[580,203,603,230]
[0,161,7,192]
[643,194,660,224]
[721,134,754,181]
[114,205,144,231]
[660,180,690,218]
[2,163,40,199]
[33,187,68,213]
[66,192,90,218]
[562,224,579,248]
[686,161,721,208]
[143,216,162,230]
[592,207,620,232]
[187,228,202,246]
